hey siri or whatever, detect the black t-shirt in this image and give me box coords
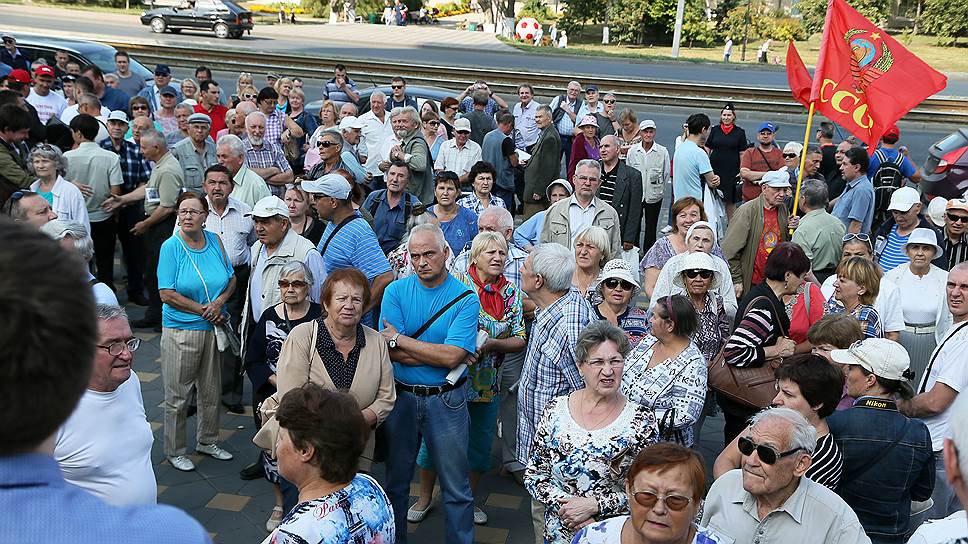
[244,302,322,397]
[820,143,838,182]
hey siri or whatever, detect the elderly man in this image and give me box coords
[379,223,481,544]
[216,133,270,208]
[722,170,794,299]
[702,406,870,543]
[517,242,592,538]
[942,198,968,270]
[626,119,670,250]
[337,115,369,184]
[10,190,57,227]
[482,110,519,213]
[170,112,217,193]
[166,103,194,146]
[0,103,34,200]
[0,220,212,542]
[380,106,433,203]
[307,130,349,180]
[137,64,181,113]
[900,263,968,522]
[598,134,642,252]
[305,173,393,326]
[873,186,946,272]
[434,117,482,186]
[242,111,293,198]
[740,121,785,202]
[832,147,876,235]
[361,91,390,189]
[512,84,541,151]
[363,160,421,254]
[54,304,156,506]
[539,159,622,256]
[522,105,562,219]
[194,80,228,141]
[548,80,582,166]
[790,178,845,284]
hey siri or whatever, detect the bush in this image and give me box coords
[768,14,806,41]
[719,0,772,42]
[920,0,968,44]
[518,0,555,22]
[681,0,718,46]
[301,0,331,17]
[797,0,890,35]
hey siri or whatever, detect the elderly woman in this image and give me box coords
[571,443,727,544]
[713,354,845,490]
[28,143,89,232]
[40,219,116,305]
[826,256,883,339]
[421,110,445,161]
[268,383,394,541]
[884,227,949,382]
[317,99,339,132]
[284,186,324,245]
[672,251,729,364]
[430,170,478,254]
[641,197,725,299]
[616,108,642,159]
[594,259,650,348]
[573,225,611,301]
[420,99,448,139]
[274,77,294,113]
[244,260,321,530]
[623,295,706,447]
[650,220,736,317]
[286,88,317,169]
[180,78,199,103]
[458,160,505,215]
[409,232,526,525]
[513,179,572,252]
[567,115,601,180]
[158,192,236,473]
[722,242,811,443]
[526,321,659,544]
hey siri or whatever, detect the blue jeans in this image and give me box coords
[384,386,474,544]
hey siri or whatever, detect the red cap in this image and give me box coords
[883,124,900,139]
[33,65,55,78]
[7,69,30,84]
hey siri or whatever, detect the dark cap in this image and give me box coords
[158,85,178,96]
[154,64,171,76]
[585,84,598,92]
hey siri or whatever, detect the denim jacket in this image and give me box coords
[827,396,935,543]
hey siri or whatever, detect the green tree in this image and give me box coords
[719,0,772,42]
[302,0,332,17]
[797,0,890,35]
[558,0,604,34]
[604,0,677,44]
[682,0,719,46]
[920,0,968,43]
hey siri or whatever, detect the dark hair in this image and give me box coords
[390,76,406,85]
[114,50,129,60]
[204,164,234,185]
[435,170,460,191]
[670,196,707,233]
[686,113,710,136]
[200,79,220,93]
[472,90,489,106]
[74,76,94,94]
[128,95,149,111]
[818,122,834,139]
[496,110,514,126]
[468,161,496,183]
[69,114,99,141]
[387,159,411,179]
[81,64,104,81]
[320,268,372,317]
[175,190,209,213]
[0,219,97,453]
[854,364,912,400]
[764,242,811,281]
[257,86,278,102]
[0,103,31,132]
[844,147,870,172]
[626,443,706,502]
[195,66,212,79]
[334,63,347,72]
[774,354,845,419]
[654,294,697,337]
[276,382,367,484]
[518,83,534,94]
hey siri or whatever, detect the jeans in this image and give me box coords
[924,453,961,522]
[384,386,474,544]
[494,187,516,219]
[416,400,499,473]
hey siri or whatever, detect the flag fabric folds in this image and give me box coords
[786,41,812,109]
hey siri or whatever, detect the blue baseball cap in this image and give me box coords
[154,64,171,76]
[757,122,777,133]
[158,85,178,96]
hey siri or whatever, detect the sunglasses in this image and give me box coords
[782,153,798,159]
[632,491,692,511]
[738,436,802,464]
[391,85,404,89]
[242,94,256,99]
[132,105,148,110]
[603,99,615,104]
[426,120,440,126]
[684,269,713,279]
[278,279,308,289]
[842,232,872,244]
[947,213,968,224]
[603,278,635,291]
[317,141,339,148]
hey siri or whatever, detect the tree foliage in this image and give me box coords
[797,0,890,35]
[605,0,678,44]
[681,0,719,46]
[518,0,556,21]
[557,0,602,33]
[920,0,968,43]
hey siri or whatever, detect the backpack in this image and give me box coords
[367,189,413,225]
[550,94,583,125]
[871,148,908,231]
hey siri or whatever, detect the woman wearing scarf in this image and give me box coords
[407,231,526,526]
[704,103,748,218]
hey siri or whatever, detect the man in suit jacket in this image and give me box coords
[598,134,642,252]
[539,159,622,256]
[522,105,561,219]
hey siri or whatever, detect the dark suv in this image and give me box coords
[141,0,254,39]
[5,34,152,82]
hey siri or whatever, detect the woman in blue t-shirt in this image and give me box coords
[157,191,236,473]
[429,171,478,255]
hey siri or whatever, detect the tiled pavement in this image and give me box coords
[126,299,727,544]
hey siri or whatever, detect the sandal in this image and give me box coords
[265,506,284,532]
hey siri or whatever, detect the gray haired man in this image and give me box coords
[539,159,622,255]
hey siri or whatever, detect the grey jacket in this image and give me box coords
[540,196,623,257]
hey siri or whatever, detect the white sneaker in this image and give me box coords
[168,455,196,472]
[196,443,234,460]
[474,506,488,525]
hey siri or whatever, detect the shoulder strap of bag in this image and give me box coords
[919,321,968,394]
[319,214,358,256]
[838,419,909,487]
[804,284,811,316]
[741,295,788,337]
[756,147,782,171]
[367,190,386,217]
[176,234,212,304]
[411,290,474,339]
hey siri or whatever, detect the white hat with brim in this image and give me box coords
[595,259,641,296]
[546,178,573,200]
[901,227,944,259]
[672,251,722,290]
[761,169,791,188]
[245,196,290,219]
[927,196,948,228]
[302,173,352,200]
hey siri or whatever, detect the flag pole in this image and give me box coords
[790,100,816,235]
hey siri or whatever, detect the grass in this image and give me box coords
[502,26,967,74]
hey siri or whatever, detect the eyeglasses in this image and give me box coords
[177,209,205,217]
[97,337,141,356]
[632,491,692,511]
[242,94,256,99]
[737,436,803,464]
[426,121,440,126]
[948,213,968,224]
[278,279,309,289]
[603,99,616,104]
[585,357,624,369]
[317,141,339,148]
[782,153,798,159]
[603,278,635,291]
[684,269,713,279]
[391,85,404,89]
[575,175,599,182]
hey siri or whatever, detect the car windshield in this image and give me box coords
[77,46,152,80]
[934,132,968,154]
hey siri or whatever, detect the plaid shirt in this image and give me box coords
[516,290,592,465]
[450,242,528,290]
[242,138,291,196]
[99,138,152,193]
[264,110,286,150]
[457,193,506,216]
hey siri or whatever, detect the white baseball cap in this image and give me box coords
[454,118,471,133]
[831,338,914,386]
[302,173,351,199]
[926,196,948,228]
[106,110,129,123]
[638,120,656,131]
[245,196,289,219]
[338,115,365,131]
[887,186,921,212]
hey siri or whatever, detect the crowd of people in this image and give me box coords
[4,38,968,544]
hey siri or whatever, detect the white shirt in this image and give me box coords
[567,194,596,241]
[512,100,542,149]
[885,264,948,325]
[30,175,91,233]
[906,510,967,544]
[822,274,905,333]
[434,138,482,178]
[54,372,157,506]
[26,89,68,124]
[359,110,390,176]
[87,271,120,305]
[919,320,968,450]
[59,104,111,124]
[204,196,255,267]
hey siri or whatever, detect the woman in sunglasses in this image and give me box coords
[235,72,253,99]
[420,110,445,162]
[238,84,259,105]
[571,443,727,544]
[713,355,845,490]
[623,295,706,447]
[244,260,322,530]
[525,321,658,544]
[594,259,650,348]
[650,221,736,318]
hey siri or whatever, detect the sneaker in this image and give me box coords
[197,442,234,460]
[660,225,673,235]
[167,455,196,472]
[473,506,488,525]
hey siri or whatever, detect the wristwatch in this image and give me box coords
[388,332,400,349]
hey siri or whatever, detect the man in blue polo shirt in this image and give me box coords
[362,160,421,254]
[832,147,876,234]
[379,223,480,544]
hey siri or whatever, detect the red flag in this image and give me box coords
[786,41,812,108]
[808,0,946,147]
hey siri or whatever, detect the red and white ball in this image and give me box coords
[516,17,540,41]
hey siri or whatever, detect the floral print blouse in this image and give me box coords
[692,292,730,363]
[525,395,658,544]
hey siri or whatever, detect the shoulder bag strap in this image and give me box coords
[411,290,474,339]
[838,419,909,487]
[741,294,787,338]
[804,284,811,316]
[919,321,968,394]
[367,190,385,218]
[176,234,212,304]
[756,147,781,171]
[319,214,357,256]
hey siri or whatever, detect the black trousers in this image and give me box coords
[494,187,516,219]
[221,264,249,405]
[90,218,118,293]
[642,200,663,251]
[143,214,176,323]
[117,203,146,298]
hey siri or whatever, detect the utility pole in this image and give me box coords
[672,0,686,57]
[740,0,752,61]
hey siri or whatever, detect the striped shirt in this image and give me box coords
[878,225,911,273]
[724,287,788,368]
[807,433,843,490]
[204,197,255,267]
[242,139,291,197]
[316,212,391,281]
[944,235,968,271]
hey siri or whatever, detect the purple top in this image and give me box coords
[640,235,726,274]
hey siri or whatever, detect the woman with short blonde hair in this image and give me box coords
[826,256,883,339]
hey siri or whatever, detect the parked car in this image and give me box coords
[305,85,456,117]
[141,0,253,39]
[5,34,153,82]
[921,127,968,200]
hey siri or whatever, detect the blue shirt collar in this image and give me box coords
[0,453,64,488]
